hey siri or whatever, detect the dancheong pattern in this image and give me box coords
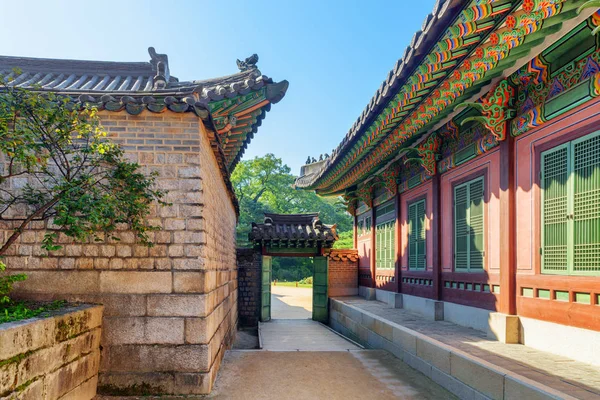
[302,0,581,195]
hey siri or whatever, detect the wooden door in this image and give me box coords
[261,256,272,322]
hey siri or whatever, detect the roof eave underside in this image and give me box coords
[298,0,588,195]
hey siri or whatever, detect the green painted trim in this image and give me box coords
[544,80,592,120]
[537,289,551,299]
[575,292,591,304]
[555,290,569,302]
[455,143,477,166]
[522,287,534,298]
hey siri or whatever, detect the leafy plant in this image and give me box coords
[0,299,65,324]
[0,70,167,308]
[0,71,166,255]
[0,262,26,304]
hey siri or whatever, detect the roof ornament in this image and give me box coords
[236,54,259,71]
[148,47,170,90]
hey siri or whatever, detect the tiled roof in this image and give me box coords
[326,249,359,262]
[0,48,280,101]
[295,0,461,190]
[296,0,589,194]
[0,48,288,170]
[249,213,338,248]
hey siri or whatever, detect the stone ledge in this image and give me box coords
[0,304,103,400]
[330,299,576,400]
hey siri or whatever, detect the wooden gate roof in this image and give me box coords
[249,213,338,248]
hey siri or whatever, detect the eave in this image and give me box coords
[296,0,591,195]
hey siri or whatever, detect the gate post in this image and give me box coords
[313,256,329,323]
[261,256,272,322]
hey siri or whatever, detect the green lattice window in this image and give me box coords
[376,220,395,269]
[541,131,600,275]
[408,199,426,270]
[454,177,485,272]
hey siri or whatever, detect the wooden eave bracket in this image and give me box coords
[456,79,516,142]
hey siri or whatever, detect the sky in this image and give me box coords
[0,0,437,175]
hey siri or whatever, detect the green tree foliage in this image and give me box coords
[231,154,352,245]
[0,74,166,307]
[332,230,353,249]
[231,154,353,279]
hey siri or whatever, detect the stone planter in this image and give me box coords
[0,304,103,399]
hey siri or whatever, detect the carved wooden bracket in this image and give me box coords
[416,134,442,176]
[458,79,516,141]
[343,193,358,216]
[357,182,375,208]
[381,162,401,196]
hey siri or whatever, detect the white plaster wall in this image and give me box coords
[519,317,600,367]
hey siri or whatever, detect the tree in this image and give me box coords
[231,154,353,280]
[0,76,166,263]
[231,153,352,246]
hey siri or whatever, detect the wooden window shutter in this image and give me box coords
[469,178,485,270]
[454,177,484,271]
[454,184,469,270]
[572,132,600,275]
[417,200,426,270]
[408,202,417,269]
[541,143,570,274]
[408,200,426,270]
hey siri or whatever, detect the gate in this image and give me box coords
[249,213,338,323]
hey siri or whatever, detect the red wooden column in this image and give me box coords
[370,207,377,288]
[431,173,442,300]
[499,135,516,315]
[353,214,358,249]
[395,191,401,292]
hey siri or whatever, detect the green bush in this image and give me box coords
[0,261,26,305]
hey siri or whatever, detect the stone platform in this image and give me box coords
[330,297,600,400]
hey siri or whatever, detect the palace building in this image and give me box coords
[296,0,600,365]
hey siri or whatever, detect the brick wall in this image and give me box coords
[236,248,261,327]
[327,249,359,297]
[2,110,238,395]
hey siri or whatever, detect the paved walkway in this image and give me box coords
[342,297,600,400]
[208,317,457,399]
[260,319,359,351]
[271,285,312,319]
[209,350,457,399]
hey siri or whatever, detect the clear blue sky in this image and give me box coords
[1,0,436,175]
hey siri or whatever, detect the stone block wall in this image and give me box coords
[0,305,103,400]
[2,111,238,395]
[327,249,359,297]
[236,248,261,327]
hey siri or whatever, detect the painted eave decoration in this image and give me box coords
[294,0,595,196]
[0,48,289,172]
